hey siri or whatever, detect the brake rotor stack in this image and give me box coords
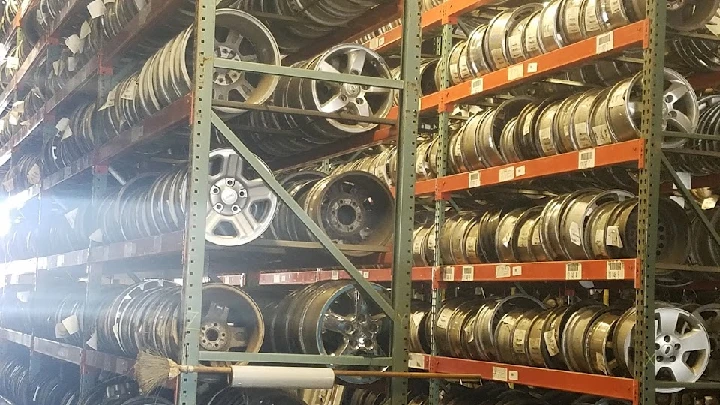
[269,170,393,255]
[96,280,263,362]
[233,0,385,53]
[235,44,394,159]
[265,280,389,383]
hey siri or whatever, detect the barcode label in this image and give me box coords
[578,148,596,170]
[492,367,508,381]
[607,260,625,279]
[443,266,455,281]
[515,165,526,177]
[499,167,515,182]
[508,64,524,81]
[331,270,339,280]
[469,171,481,188]
[462,265,474,281]
[496,264,511,279]
[471,78,484,94]
[509,370,519,381]
[527,62,538,73]
[596,31,614,54]
[362,271,370,279]
[512,266,522,276]
[565,262,582,280]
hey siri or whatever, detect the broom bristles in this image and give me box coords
[135,352,181,393]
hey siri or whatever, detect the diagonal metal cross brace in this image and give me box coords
[210,112,397,321]
[660,153,720,249]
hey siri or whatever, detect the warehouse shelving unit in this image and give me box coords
[0,0,422,404]
[0,1,717,405]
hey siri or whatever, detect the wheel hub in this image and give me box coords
[656,334,681,362]
[210,178,248,215]
[343,83,362,98]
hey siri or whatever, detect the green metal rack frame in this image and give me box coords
[174,1,422,405]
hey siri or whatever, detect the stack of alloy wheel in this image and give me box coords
[92,280,264,362]
[412,296,711,390]
[93,149,277,247]
[413,191,690,266]
[232,0,387,53]
[445,69,698,175]
[233,44,395,159]
[268,170,394,255]
[444,0,720,87]
[329,146,397,188]
[97,9,280,142]
[260,280,390,383]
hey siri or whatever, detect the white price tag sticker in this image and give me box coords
[596,31,614,54]
[462,265,474,281]
[578,148,596,170]
[87,0,106,18]
[569,221,582,245]
[565,262,582,280]
[331,270,339,280]
[507,64,523,81]
[607,260,625,279]
[495,264,511,279]
[362,271,369,279]
[443,266,455,281]
[469,171,481,188]
[62,315,79,335]
[508,370,519,381]
[471,78,484,95]
[499,167,515,182]
[6,56,18,69]
[703,196,718,210]
[123,242,136,257]
[606,225,623,247]
[544,331,560,356]
[492,367,508,381]
[80,21,91,38]
[515,165,525,177]
[527,62,538,73]
[512,266,522,276]
[65,34,84,54]
[408,353,425,369]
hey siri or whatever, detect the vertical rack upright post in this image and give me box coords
[637,0,665,403]
[390,0,422,404]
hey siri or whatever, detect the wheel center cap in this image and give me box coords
[345,84,361,97]
[221,188,239,205]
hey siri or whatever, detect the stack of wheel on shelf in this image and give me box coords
[231,43,395,159]
[410,295,713,392]
[0,354,78,405]
[412,190,690,267]
[257,280,389,384]
[442,0,720,87]
[0,279,264,362]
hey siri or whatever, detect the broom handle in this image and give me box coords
[177,365,481,380]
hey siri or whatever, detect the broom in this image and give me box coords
[135,352,484,393]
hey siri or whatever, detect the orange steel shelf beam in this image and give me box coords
[416,139,644,197]
[410,354,637,400]
[256,259,636,285]
[420,21,647,113]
